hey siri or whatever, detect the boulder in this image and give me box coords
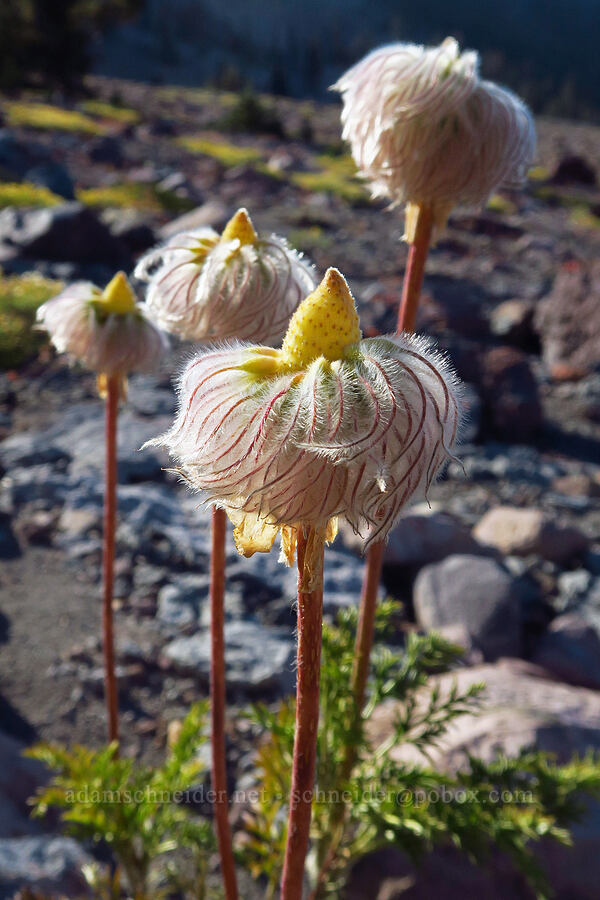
[368,659,600,770]
[157,576,210,627]
[478,346,542,442]
[364,660,600,898]
[532,614,600,690]
[489,299,535,348]
[0,835,92,899]
[159,200,227,240]
[162,621,295,693]
[0,203,130,267]
[413,554,523,660]
[473,506,588,564]
[550,155,597,186]
[0,731,47,838]
[383,505,481,568]
[534,260,600,375]
[24,163,75,200]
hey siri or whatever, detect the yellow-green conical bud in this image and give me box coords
[97,271,137,315]
[220,207,258,246]
[280,267,361,369]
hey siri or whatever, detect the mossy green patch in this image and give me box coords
[80,100,140,124]
[0,271,62,369]
[77,182,194,214]
[288,226,332,253]
[5,102,105,135]
[176,136,263,167]
[528,165,550,181]
[0,182,61,209]
[487,193,517,215]
[291,153,368,204]
[569,206,600,229]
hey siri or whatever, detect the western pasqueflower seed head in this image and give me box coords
[333,37,535,236]
[37,271,167,380]
[135,207,315,345]
[150,268,461,558]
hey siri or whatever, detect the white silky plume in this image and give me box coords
[36,282,167,377]
[333,37,535,214]
[151,334,461,548]
[135,226,316,345]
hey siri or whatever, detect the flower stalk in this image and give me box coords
[281,526,325,900]
[209,506,238,900]
[351,201,435,744]
[102,373,120,744]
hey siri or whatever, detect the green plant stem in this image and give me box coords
[281,527,325,900]
[102,374,119,745]
[210,505,238,900]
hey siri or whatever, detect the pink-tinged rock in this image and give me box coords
[473,505,588,564]
[367,659,600,771]
[532,613,600,690]
[478,346,542,442]
[363,660,600,899]
[534,260,600,375]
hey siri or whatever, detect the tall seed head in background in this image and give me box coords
[333,37,536,239]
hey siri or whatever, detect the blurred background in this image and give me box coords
[0,2,600,898]
[2,0,600,119]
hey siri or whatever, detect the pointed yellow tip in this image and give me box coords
[280,267,361,369]
[100,272,137,315]
[220,207,258,246]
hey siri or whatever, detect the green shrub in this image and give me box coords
[242,603,600,899]
[26,703,215,900]
[0,271,62,369]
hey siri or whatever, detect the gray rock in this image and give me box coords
[157,575,210,626]
[556,569,593,612]
[0,203,130,267]
[473,506,588,564]
[0,431,70,470]
[48,411,171,482]
[88,135,124,166]
[0,835,92,898]
[459,383,482,444]
[532,613,600,690]
[159,200,227,240]
[2,465,71,509]
[163,621,295,693]
[24,163,75,200]
[127,377,176,418]
[413,554,523,660]
[0,130,52,178]
[0,732,47,838]
[383,505,481,568]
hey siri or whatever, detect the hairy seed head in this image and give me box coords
[150,268,462,558]
[135,206,316,345]
[333,37,535,235]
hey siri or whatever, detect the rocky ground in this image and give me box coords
[0,78,600,898]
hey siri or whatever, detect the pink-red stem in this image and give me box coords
[210,505,238,900]
[102,375,119,745]
[353,204,434,720]
[281,527,325,900]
